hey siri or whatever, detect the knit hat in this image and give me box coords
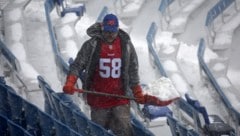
[102,14,119,32]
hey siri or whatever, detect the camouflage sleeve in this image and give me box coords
[128,40,140,88]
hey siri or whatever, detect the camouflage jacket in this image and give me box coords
[69,23,140,95]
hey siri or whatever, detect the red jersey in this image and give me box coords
[87,36,129,108]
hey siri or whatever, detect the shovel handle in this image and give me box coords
[75,89,136,100]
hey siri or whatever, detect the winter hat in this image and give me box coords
[102,14,119,32]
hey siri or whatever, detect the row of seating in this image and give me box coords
[0,76,82,136]
[174,93,235,135]
[37,75,155,136]
[0,114,32,136]
[37,75,114,136]
[167,114,199,136]
[184,94,235,136]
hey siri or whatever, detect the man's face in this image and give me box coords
[103,31,118,43]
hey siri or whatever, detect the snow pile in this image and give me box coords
[143,77,181,101]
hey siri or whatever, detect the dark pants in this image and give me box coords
[91,104,133,136]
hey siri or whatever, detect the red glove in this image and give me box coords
[132,85,180,106]
[132,85,145,104]
[63,75,78,94]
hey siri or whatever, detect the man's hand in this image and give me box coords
[63,75,78,95]
[131,85,146,104]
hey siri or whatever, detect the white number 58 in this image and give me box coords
[99,58,121,78]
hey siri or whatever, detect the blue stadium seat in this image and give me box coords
[7,119,32,136]
[7,91,24,126]
[23,100,41,135]
[55,92,73,102]
[54,119,71,136]
[0,76,6,84]
[55,0,85,17]
[176,123,188,136]
[185,94,197,106]
[131,116,155,136]
[185,94,210,125]
[51,92,73,123]
[166,114,178,136]
[188,129,199,136]
[59,101,78,131]
[37,76,56,117]
[38,110,56,136]
[184,94,235,135]
[142,105,172,120]
[70,129,83,136]
[0,85,11,118]
[194,102,210,125]
[72,110,91,135]
[37,76,56,116]
[0,114,8,135]
[204,115,235,135]
[177,123,199,136]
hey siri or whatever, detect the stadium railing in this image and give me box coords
[198,38,240,135]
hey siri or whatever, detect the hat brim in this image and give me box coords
[103,25,118,33]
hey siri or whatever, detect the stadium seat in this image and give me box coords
[185,94,197,106]
[55,0,85,17]
[55,92,73,102]
[38,110,56,136]
[185,93,210,124]
[204,115,235,135]
[142,105,172,120]
[59,101,78,131]
[131,116,155,136]
[7,119,32,136]
[176,123,188,136]
[0,114,8,135]
[177,123,199,136]
[7,90,24,126]
[51,92,73,123]
[188,129,200,136]
[184,94,235,135]
[166,114,179,136]
[70,129,83,136]
[23,100,41,135]
[0,76,6,84]
[72,110,91,135]
[54,119,71,136]
[37,76,56,116]
[0,85,11,118]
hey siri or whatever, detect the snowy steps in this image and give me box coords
[207,57,240,114]
[156,41,191,97]
[207,58,228,78]
[2,0,40,91]
[208,2,240,50]
[161,0,206,34]
[2,0,62,104]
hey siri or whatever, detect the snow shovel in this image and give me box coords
[75,89,136,100]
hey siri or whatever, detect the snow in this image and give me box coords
[143,77,181,101]
[1,0,240,135]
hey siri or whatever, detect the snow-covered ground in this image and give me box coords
[1,0,240,135]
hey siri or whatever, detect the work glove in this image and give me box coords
[63,75,78,95]
[131,85,146,103]
[132,85,179,106]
